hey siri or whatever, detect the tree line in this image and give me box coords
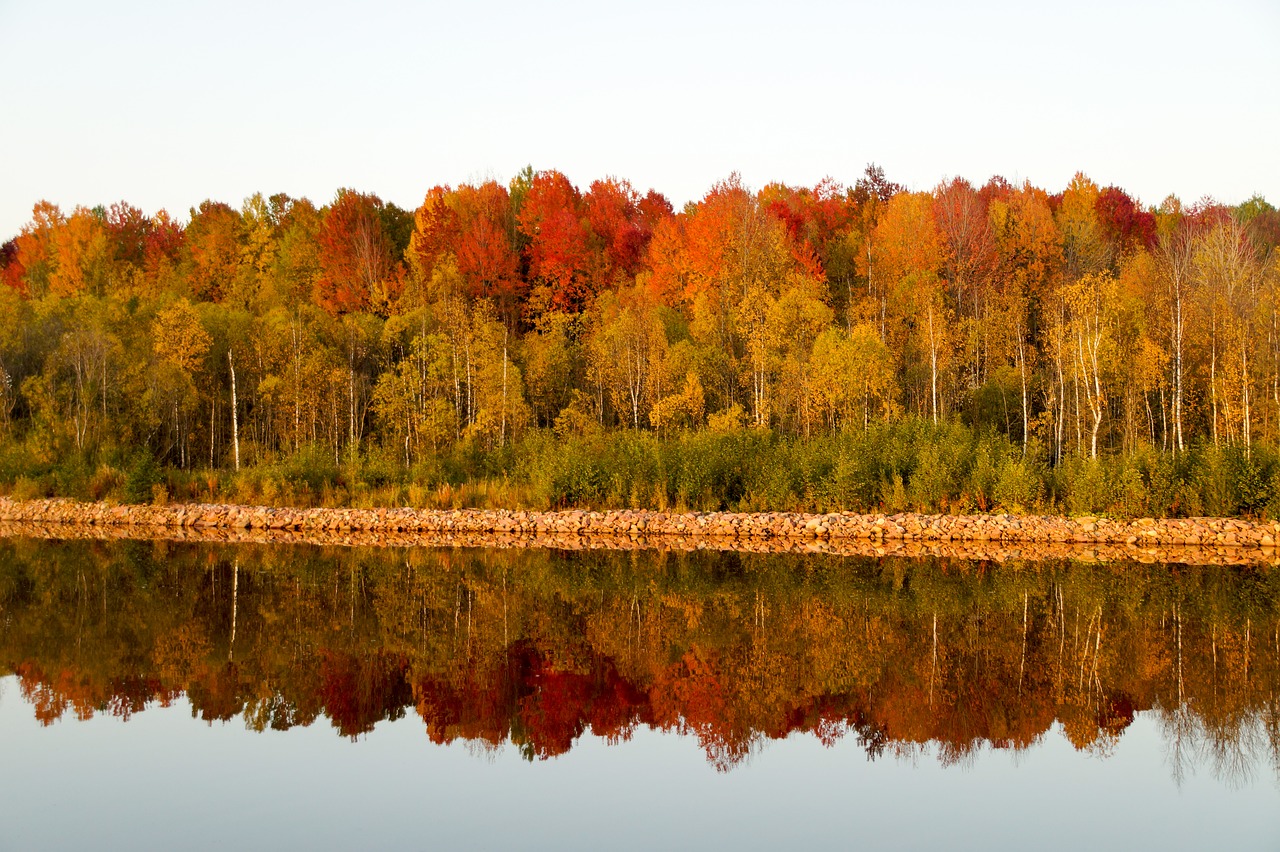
[1,167,1277,511]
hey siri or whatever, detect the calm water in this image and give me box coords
[1,537,1277,850]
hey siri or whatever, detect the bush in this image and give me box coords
[16,414,1280,519]
[123,451,162,504]
[994,456,1043,513]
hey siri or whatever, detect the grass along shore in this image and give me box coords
[7,424,1280,521]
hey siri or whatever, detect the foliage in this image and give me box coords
[0,171,1276,516]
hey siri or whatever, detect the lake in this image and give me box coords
[1,537,1277,850]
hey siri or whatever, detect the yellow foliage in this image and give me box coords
[152,299,212,376]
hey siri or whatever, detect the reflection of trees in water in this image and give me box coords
[0,537,1277,781]
[1159,702,1273,790]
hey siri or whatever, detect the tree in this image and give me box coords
[874,191,950,423]
[142,209,185,294]
[650,370,705,434]
[315,189,398,315]
[464,301,529,447]
[9,201,65,298]
[934,177,995,389]
[848,164,904,337]
[1194,217,1262,451]
[184,201,242,303]
[990,182,1061,457]
[372,330,455,464]
[410,182,525,328]
[517,170,594,316]
[809,324,898,429]
[452,181,523,322]
[1155,212,1196,450]
[267,196,322,306]
[1095,186,1156,260]
[151,299,212,466]
[1054,272,1119,458]
[1058,173,1110,279]
[647,175,803,424]
[584,178,670,282]
[521,311,580,427]
[587,285,668,429]
[763,277,832,434]
[50,207,116,298]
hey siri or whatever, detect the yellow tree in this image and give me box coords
[1155,206,1196,450]
[808,324,898,429]
[372,330,456,464]
[874,191,951,423]
[649,371,706,434]
[233,193,279,310]
[22,297,123,453]
[991,183,1062,455]
[151,299,212,466]
[848,164,903,339]
[765,275,832,435]
[646,176,799,422]
[934,177,995,390]
[49,207,113,298]
[465,300,529,448]
[1194,217,1262,451]
[1260,253,1280,443]
[1115,249,1169,450]
[587,284,668,429]
[521,311,580,428]
[1058,173,1110,279]
[1056,272,1119,458]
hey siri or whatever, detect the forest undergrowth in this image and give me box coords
[4,418,1277,520]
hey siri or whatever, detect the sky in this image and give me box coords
[0,0,1276,237]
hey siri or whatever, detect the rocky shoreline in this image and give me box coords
[1,497,1277,567]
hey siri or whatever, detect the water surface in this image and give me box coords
[1,538,1277,850]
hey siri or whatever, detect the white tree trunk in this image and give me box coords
[228,349,240,471]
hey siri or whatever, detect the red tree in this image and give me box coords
[315,189,398,314]
[517,170,594,314]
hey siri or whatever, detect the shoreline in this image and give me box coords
[1,497,1277,567]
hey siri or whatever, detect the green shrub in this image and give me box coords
[123,451,162,504]
[994,456,1043,513]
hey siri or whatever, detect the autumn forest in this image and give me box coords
[2,167,1279,516]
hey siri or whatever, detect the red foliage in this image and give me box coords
[584,178,670,281]
[143,209,185,278]
[315,189,397,315]
[760,179,850,280]
[979,175,1015,209]
[0,238,25,295]
[452,181,522,305]
[1095,186,1157,254]
[517,170,594,313]
[106,202,151,268]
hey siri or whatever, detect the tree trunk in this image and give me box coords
[228,349,240,472]
[928,305,938,425]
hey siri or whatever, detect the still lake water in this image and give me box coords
[0,536,1277,850]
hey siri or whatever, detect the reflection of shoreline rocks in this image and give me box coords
[1,497,1277,567]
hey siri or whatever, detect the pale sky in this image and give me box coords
[1,0,1276,238]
